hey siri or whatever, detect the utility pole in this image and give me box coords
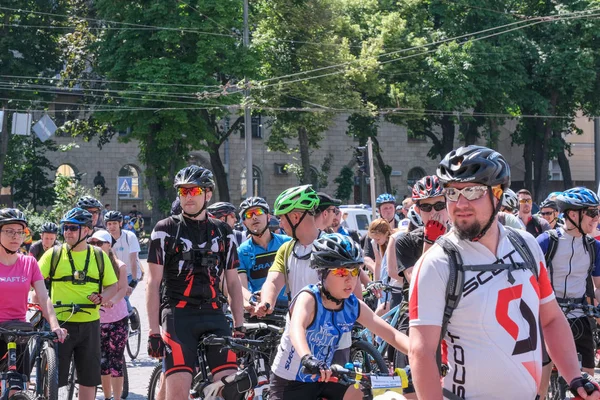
[243,0,253,198]
[367,137,376,220]
[595,117,600,193]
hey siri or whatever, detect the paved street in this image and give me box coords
[97,258,156,400]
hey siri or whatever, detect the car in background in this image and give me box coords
[339,204,373,237]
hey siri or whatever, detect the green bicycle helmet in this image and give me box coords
[273,185,319,216]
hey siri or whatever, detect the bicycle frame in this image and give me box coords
[355,302,404,354]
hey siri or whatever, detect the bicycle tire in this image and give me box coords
[147,363,163,400]
[350,340,388,374]
[8,392,36,400]
[58,355,76,400]
[121,357,129,399]
[547,370,567,400]
[40,344,59,400]
[126,309,141,360]
[393,314,410,369]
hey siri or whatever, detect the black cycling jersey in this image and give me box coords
[29,240,60,261]
[148,215,239,309]
[395,227,424,275]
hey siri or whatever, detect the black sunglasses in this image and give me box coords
[63,225,81,232]
[584,208,600,218]
[418,201,446,213]
[540,211,555,216]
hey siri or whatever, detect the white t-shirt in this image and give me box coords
[409,224,555,400]
[112,229,142,279]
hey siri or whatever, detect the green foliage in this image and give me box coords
[2,136,57,210]
[19,205,53,240]
[51,174,93,223]
[335,166,355,202]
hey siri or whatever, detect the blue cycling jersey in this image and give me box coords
[237,233,291,302]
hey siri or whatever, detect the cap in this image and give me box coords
[315,192,342,213]
[87,230,112,244]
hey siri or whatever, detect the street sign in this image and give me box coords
[118,177,133,194]
[32,114,57,142]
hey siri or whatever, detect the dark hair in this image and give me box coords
[517,189,532,197]
[107,249,121,280]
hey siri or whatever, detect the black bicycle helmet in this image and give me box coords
[104,210,124,223]
[173,165,215,189]
[41,222,58,234]
[207,202,237,218]
[239,197,270,218]
[0,208,27,228]
[60,207,93,228]
[310,233,363,270]
[76,196,103,210]
[437,145,511,190]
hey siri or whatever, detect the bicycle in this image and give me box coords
[147,334,269,400]
[126,307,141,360]
[355,282,409,370]
[546,301,600,400]
[0,323,58,400]
[302,363,414,400]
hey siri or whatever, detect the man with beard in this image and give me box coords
[330,206,361,244]
[518,189,550,237]
[408,145,598,400]
[237,197,291,309]
[314,192,341,232]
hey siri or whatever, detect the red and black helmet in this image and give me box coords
[412,175,443,201]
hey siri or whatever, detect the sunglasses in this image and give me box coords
[327,207,341,215]
[178,187,203,197]
[584,208,600,218]
[88,240,105,246]
[418,201,446,213]
[243,208,265,219]
[444,186,488,202]
[519,198,532,204]
[540,211,555,216]
[63,225,82,232]
[330,267,360,278]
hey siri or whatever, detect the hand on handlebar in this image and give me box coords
[301,354,332,382]
[51,327,68,343]
[253,301,273,318]
[366,281,383,299]
[87,292,103,305]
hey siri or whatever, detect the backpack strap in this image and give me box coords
[47,244,63,297]
[280,239,296,302]
[584,235,597,301]
[544,230,559,289]
[92,246,105,294]
[505,227,538,280]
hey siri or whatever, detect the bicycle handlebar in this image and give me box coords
[243,322,284,334]
[201,334,269,352]
[54,301,95,315]
[0,327,57,341]
[558,302,600,318]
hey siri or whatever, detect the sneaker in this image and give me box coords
[129,311,140,331]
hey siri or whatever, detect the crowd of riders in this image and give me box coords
[4,144,600,399]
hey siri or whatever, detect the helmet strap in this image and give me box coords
[471,188,502,242]
[565,211,587,237]
[67,228,88,251]
[183,191,207,219]
[318,282,343,306]
[0,243,17,255]
[284,210,309,240]
[248,223,269,237]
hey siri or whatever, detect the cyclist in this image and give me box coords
[314,192,341,232]
[76,195,105,230]
[498,189,525,229]
[237,197,291,309]
[536,187,600,397]
[207,201,246,246]
[29,222,60,261]
[145,165,245,400]
[38,207,118,400]
[406,205,423,231]
[539,199,562,229]
[269,233,409,400]
[0,209,66,376]
[517,189,550,237]
[365,218,392,281]
[330,208,361,244]
[364,194,399,269]
[409,145,598,400]
[87,230,129,400]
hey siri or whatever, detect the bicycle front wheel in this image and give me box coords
[40,344,59,400]
[126,308,141,360]
[147,363,163,400]
[8,392,36,400]
[350,340,388,374]
[121,356,129,399]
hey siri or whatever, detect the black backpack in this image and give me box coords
[436,227,539,400]
[543,229,596,302]
[47,244,105,297]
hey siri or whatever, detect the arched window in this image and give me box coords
[118,164,141,199]
[240,166,262,198]
[56,163,77,178]
[407,167,426,187]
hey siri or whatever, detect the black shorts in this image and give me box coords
[161,306,236,377]
[57,320,101,387]
[268,373,349,400]
[570,316,596,369]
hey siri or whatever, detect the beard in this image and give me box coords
[454,220,483,241]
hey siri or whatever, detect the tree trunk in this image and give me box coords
[371,136,391,193]
[555,132,574,189]
[298,126,312,184]
[208,142,231,202]
[440,116,455,158]
[523,138,533,193]
[533,93,558,203]
[0,105,10,190]
[143,126,167,225]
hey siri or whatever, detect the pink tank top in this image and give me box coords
[100,261,129,324]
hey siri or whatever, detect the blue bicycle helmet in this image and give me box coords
[376,193,396,207]
[556,187,599,212]
[60,207,93,228]
[546,191,563,201]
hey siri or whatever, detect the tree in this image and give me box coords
[0,2,68,186]
[253,0,365,183]
[2,136,57,210]
[65,0,255,223]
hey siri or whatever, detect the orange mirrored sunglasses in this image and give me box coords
[330,267,360,278]
[178,187,203,197]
